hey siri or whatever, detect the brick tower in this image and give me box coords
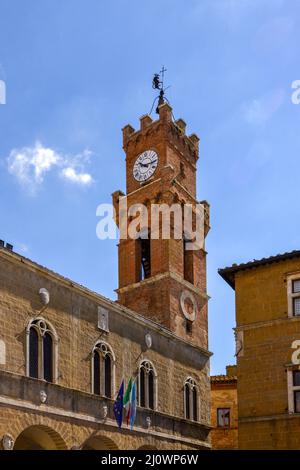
[112,102,210,348]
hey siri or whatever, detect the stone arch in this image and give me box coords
[82,434,118,450]
[14,425,67,450]
[137,445,158,450]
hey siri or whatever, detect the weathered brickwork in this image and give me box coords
[219,252,300,449]
[114,103,210,349]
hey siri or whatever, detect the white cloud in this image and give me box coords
[7,141,93,192]
[7,141,59,185]
[242,89,285,126]
[61,167,92,185]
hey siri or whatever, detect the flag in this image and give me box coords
[130,380,137,431]
[113,380,124,428]
[123,377,133,425]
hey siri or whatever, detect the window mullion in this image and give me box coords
[189,387,193,420]
[145,371,149,408]
[39,334,43,380]
[100,353,105,396]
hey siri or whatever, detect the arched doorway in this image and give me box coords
[14,425,67,450]
[82,435,118,450]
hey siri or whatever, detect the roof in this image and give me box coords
[218,250,300,289]
[210,374,237,385]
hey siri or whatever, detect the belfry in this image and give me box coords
[113,78,210,347]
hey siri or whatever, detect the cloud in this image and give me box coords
[61,167,93,185]
[7,141,93,192]
[242,89,285,126]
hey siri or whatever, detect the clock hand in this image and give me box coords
[139,162,150,168]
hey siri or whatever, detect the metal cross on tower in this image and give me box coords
[151,66,169,114]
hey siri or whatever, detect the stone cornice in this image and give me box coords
[116,270,210,302]
[235,314,300,332]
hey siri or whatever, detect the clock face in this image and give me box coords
[133,150,159,182]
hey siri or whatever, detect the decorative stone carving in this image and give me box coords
[2,434,14,450]
[39,288,50,306]
[98,306,109,332]
[40,390,47,403]
[102,404,108,420]
[146,416,151,429]
[180,291,197,322]
[145,333,152,349]
[234,329,244,357]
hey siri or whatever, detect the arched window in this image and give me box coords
[92,342,115,398]
[26,318,58,383]
[183,238,194,284]
[137,237,151,281]
[184,378,198,421]
[138,360,156,410]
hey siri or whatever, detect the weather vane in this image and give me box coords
[150,66,170,115]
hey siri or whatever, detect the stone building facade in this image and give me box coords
[0,102,212,450]
[219,251,300,449]
[210,365,238,449]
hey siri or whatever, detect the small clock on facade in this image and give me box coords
[133,149,159,182]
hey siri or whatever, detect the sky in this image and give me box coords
[0,0,300,375]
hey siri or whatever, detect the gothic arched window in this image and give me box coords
[27,318,58,383]
[184,377,198,421]
[138,360,156,410]
[92,341,115,398]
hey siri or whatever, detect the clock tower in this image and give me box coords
[112,101,210,349]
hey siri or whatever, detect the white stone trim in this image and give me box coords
[287,368,300,414]
[138,359,157,411]
[183,376,199,422]
[0,340,6,365]
[287,369,294,413]
[91,340,115,398]
[26,317,58,383]
[287,273,300,318]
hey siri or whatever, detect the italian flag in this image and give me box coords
[123,377,133,425]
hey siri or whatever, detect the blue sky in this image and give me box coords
[0,0,299,374]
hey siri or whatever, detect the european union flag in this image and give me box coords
[113,380,124,428]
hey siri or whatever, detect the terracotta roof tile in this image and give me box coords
[218,250,300,289]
